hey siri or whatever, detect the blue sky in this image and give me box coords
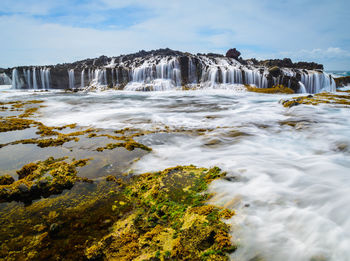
[0,0,349,70]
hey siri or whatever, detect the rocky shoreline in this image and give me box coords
[0,48,336,93]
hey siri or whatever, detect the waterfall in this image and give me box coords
[11,69,21,89]
[81,69,85,88]
[33,68,38,89]
[188,57,197,84]
[24,69,32,89]
[300,71,336,93]
[103,69,107,85]
[125,57,182,91]
[44,69,50,89]
[209,67,218,87]
[40,68,50,89]
[111,69,114,86]
[88,69,92,84]
[298,82,307,93]
[0,73,12,85]
[68,69,75,89]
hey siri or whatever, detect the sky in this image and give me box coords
[0,0,349,70]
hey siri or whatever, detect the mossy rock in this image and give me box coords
[245,84,294,94]
[0,157,91,204]
[281,91,350,107]
[268,66,281,77]
[85,166,236,261]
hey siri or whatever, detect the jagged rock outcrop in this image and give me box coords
[226,48,241,60]
[334,76,350,87]
[1,48,336,94]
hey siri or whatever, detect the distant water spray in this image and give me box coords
[0,73,12,85]
[33,68,38,89]
[68,69,75,89]
[39,68,50,89]
[24,69,32,89]
[188,57,197,84]
[81,69,85,88]
[44,69,50,89]
[125,57,182,91]
[300,72,336,93]
[11,69,21,89]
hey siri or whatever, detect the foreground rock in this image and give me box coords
[334,76,350,87]
[86,166,236,261]
[0,157,91,204]
[245,84,294,94]
[0,166,236,261]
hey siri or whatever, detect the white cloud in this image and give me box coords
[281,47,350,59]
[0,0,349,70]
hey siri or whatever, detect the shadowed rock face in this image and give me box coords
[1,48,333,93]
[334,76,350,87]
[251,58,324,70]
[226,48,241,60]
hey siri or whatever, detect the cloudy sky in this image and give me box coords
[0,0,349,70]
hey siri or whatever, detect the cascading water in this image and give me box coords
[81,69,85,88]
[0,73,12,85]
[68,69,75,89]
[188,57,197,84]
[11,69,21,89]
[33,68,38,89]
[300,71,336,93]
[125,57,182,91]
[40,68,50,89]
[24,69,32,89]
[45,69,50,89]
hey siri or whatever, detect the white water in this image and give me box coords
[124,57,182,91]
[68,69,75,89]
[0,73,12,85]
[17,90,347,261]
[11,69,20,89]
[9,67,50,89]
[81,69,85,88]
[300,72,336,93]
[40,68,50,89]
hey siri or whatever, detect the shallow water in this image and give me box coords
[1,87,350,261]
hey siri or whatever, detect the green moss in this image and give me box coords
[85,166,236,260]
[245,84,294,94]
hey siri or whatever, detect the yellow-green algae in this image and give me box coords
[0,157,91,204]
[0,180,123,261]
[281,91,350,107]
[0,166,236,261]
[245,84,294,94]
[85,166,236,261]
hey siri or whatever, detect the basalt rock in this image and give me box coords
[334,76,350,87]
[226,48,241,60]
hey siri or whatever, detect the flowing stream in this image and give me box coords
[0,87,349,261]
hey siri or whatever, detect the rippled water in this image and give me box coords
[1,87,350,261]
